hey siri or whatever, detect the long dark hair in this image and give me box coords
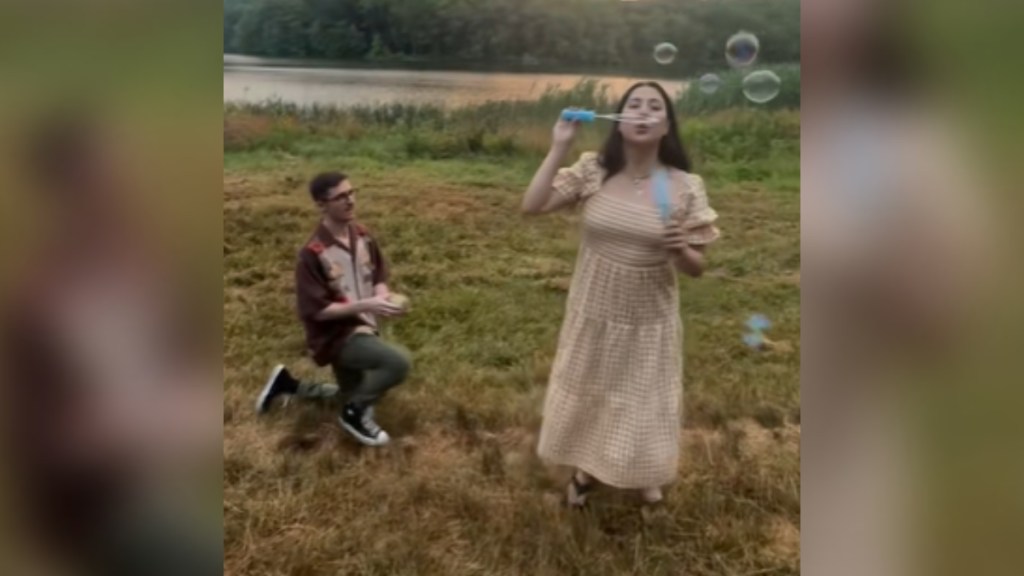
[599,81,691,181]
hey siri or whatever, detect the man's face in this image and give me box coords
[319,180,355,223]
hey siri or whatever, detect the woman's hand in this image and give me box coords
[552,110,580,148]
[663,220,690,253]
[664,221,706,277]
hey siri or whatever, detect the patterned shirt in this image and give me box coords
[295,222,390,366]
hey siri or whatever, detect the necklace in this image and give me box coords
[630,172,652,195]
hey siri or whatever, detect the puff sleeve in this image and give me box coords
[671,173,720,245]
[552,151,603,206]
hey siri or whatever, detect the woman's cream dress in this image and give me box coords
[537,151,720,488]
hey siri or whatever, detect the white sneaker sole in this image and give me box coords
[338,417,391,447]
[255,364,286,414]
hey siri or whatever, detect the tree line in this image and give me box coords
[224,0,799,75]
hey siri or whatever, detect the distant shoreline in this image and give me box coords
[223,53,707,81]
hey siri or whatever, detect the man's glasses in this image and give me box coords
[324,188,356,203]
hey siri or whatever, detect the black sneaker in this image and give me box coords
[338,403,390,446]
[255,364,299,414]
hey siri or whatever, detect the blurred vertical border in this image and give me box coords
[0,1,222,574]
[802,0,1024,575]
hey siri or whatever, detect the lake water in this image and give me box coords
[224,54,688,108]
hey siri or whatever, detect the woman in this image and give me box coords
[522,82,720,506]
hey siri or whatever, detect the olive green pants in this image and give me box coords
[329,334,412,407]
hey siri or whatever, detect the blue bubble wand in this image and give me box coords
[652,167,673,223]
[560,109,650,124]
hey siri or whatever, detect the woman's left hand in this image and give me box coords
[663,221,690,253]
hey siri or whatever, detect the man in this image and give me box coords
[255,172,411,447]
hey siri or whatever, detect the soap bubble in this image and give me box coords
[747,313,772,332]
[653,42,678,65]
[742,70,782,104]
[725,31,760,68]
[698,73,722,94]
[743,332,765,349]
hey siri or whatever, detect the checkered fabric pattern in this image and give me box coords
[537,151,720,489]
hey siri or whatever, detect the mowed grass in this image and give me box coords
[223,101,800,576]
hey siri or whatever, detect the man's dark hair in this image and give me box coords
[309,172,348,202]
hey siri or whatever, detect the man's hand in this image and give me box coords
[361,295,405,317]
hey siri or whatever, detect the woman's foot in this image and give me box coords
[566,470,595,509]
[640,487,664,504]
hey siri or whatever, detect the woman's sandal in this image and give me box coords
[565,473,595,509]
[640,487,665,507]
